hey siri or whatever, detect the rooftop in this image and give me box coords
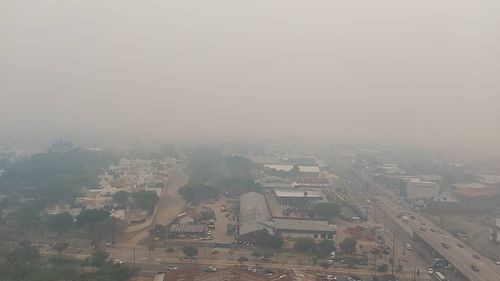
[273,218,335,232]
[273,188,324,198]
[239,192,273,236]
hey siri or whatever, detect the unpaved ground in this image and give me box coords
[118,165,187,247]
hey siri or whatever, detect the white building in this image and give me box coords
[402,177,439,200]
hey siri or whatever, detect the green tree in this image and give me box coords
[131,191,159,214]
[308,202,341,221]
[317,240,335,257]
[377,264,389,273]
[112,191,130,207]
[294,238,317,254]
[52,242,69,253]
[88,250,109,268]
[255,230,284,249]
[149,224,167,239]
[6,201,44,231]
[48,212,73,233]
[86,217,126,246]
[181,246,198,260]
[75,208,110,228]
[339,237,357,255]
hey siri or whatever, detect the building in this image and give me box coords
[273,218,335,240]
[294,178,331,189]
[169,224,206,237]
[239,192,274,239]
[401,177,439,200]
[239,192,336,241]
[272,188,326,207]
[256,176,295,189]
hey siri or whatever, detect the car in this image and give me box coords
[166,266,178,271]
[405,243,413,250]
[456,243,464,248]
[430,228,436,232]
[204,266,217,272]
[402,257,408,262]
[113,259,123,264]
[472,254,480,260]
[471,264,480,272]
[287,252,295,257]
[263,268,274,276]
[443,235,449,240]
[428,268,433,274]
[496,261,500,267]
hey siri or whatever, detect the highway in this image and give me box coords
[350,168,500,281]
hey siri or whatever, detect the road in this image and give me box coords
[118,164,187,247]
[350,168,500,281]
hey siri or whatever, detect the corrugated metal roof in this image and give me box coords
[274,218,335,232]
[239,192,273,236]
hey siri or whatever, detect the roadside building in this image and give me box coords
[256,176,295,189]
[239,192,274,239]
[272,188,326,207]
[401,177,439,200]
[169,224,206,238]
[294,177,331,189]
[273,218,335,240]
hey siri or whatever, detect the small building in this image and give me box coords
[273,218,335,240]
[256,176,295,189]
[273,188,326,207]
[169,224,206,237]
[401,177,439,200]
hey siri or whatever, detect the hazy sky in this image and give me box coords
[1,0,499,151]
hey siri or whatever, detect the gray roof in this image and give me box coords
[239,192,273,236]
[273,218,336,232]
[274,188,324,198]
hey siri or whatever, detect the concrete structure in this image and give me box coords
[273,218,335,240]
[256,176,295,189]
[169,224,206,237]
[401,177,439,200]
[273,188,326,207]
[239,192,336,241]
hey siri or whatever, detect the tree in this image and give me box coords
[48,212,73,233]
[88,250,109,268]
[52,242,69,253]
[255,230,283,249]
[113,191,130,207]
[308,202,341,221]
[6,201,44,230]
[86,217,126,246]
[181,246,198,259]
[377,264,389,273]
[149,224,167,239]
[178,184,219,204]
[251,251,262,258]
[131,191,159,214]
[294,238,317,254]
[339,237,357,255]
[317,240,335,257]
[75,208,110,228]
[398,180,407,197]
[238,256,248,264]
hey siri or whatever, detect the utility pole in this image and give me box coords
[391,232,396,276]
[133,247,136,270]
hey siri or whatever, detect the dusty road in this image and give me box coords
[118,164,188,247]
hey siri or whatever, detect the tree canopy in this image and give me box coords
[339,237,357,255]
[294,238,317,254]
[0,148,116,205]
[308,202,341,221]
[131,191,159,214]
[75,208,110,228]
[48,212,73,233]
